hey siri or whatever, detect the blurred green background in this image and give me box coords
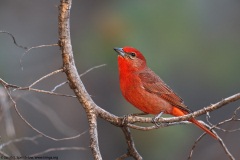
[0,0,239,159]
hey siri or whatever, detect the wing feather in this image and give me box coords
[138,70,191,113]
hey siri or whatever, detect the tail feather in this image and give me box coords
[171,106,218,140]
[190,118,218,140]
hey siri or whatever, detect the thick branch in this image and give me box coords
[58,0,104,159]
[119,127,142,160]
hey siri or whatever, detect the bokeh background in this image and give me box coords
[0,0,240,159]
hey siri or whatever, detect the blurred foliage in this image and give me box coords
[0,0,239,159]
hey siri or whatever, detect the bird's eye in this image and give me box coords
[129,52,136,59]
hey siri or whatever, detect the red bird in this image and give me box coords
[114,46,217,139]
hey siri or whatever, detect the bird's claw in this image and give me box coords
[121,114,130,126]
[121,112,148,126]
[152,117,161,127]
[152,112,164,127]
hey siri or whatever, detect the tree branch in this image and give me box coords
[118,126,142,160]
[123,93,240,125]
[58,0,103,159]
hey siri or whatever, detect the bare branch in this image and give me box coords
[88,114,102,160]
[20,87,76,98]
[0,150,10,158]
[79,64,106,77]
[188,106,240,160]
[116,154,130,160]
[29,69,63,88]
[0,31,27,50]
[51,81,68,92]
[1,81,87,141]
[51,64,106,92]
[0,31,58,71]
[218,137,235,160]
[0,78,76,98]
[0,87,16,137]
[22,44,58,58]
[22,95,79,136]
[188,132,235,160]
[123,93,240,125]
[20,43,59,70]
[119,126,142,160]
[0,135,42,150]
[206,106,240,133]
[58,0,103,159]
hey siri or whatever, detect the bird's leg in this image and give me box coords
[152,112,164,127]
[122,112,148,125]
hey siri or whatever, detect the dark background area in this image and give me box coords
[0,0,239,159]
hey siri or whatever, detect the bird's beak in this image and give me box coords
[114,47,125,57]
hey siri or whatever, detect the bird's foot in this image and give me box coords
[122,112,148,126]
[152,112,164,127]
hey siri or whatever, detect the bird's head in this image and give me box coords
[114,46,147,72]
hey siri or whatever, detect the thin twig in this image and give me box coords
[0,87,16,137]
[0,78,76,98]
[188,132,234,160]
[20,87,76,98]
[0,135,42,150]
[22,95,79,136]
[206,106,240,133]
[51,81,68,92]
[0,150,10,158]
[116,154,130,160]
[218,136,235,160]
[10,92,86,141]
[1,84,87,141]
[29,69,63,88]
[188,107,240,160]
[0,31,27,49]
[20,43,59,70]
[22,44,58,57]
[0,31,59,71]
[51,64,106,92]
[188,133,204,160]
[79,64,106,77]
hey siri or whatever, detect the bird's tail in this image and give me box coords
[189,118,218,140]
[171,107,218,140]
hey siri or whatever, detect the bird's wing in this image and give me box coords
[138,71,191,113]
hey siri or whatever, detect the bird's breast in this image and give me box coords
[119,73,172,114]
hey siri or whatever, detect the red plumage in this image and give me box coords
[114,46,217,139]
